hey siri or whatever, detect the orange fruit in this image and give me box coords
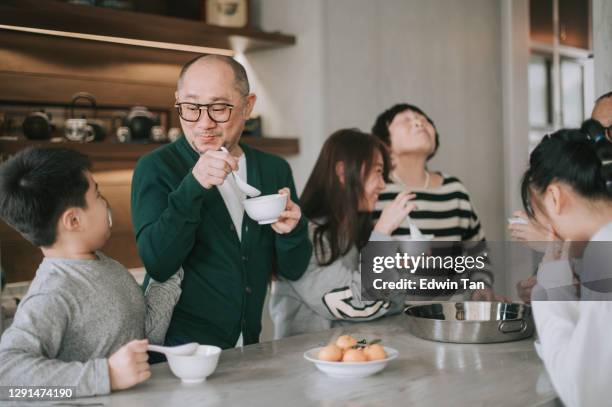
[335,335,357,350]
[342,348,367,362]
[318,344,343,362]
[364,344,387,361]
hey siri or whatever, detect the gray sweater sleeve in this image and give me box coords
[0,293,110,396]
[144,268,183,345]
[288,231,404,321]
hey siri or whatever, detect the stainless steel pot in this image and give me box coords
[404,302,534,343]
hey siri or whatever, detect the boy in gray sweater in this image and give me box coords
[0,147,181,397]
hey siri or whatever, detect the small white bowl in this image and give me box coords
[242,193,288,225]
[303,347,398,379]
[166,345,221,384]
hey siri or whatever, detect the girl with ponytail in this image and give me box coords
[521,129,612,242]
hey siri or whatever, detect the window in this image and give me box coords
[528,0,594,151]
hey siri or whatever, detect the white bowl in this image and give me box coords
[242,193,288,225]
[166,345,221,384]
[303,347,398,378]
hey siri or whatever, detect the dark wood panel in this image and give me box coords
[0,138,299,161]
[241,136,300,156]
[0,166,139,283]
[97,178,134,235]
[1,239,42,283]
[0,0,295,53]
[100,233,142,270]
[0,71,176,111]
[0,140,162,164]
[559,0,591,50]
[1,232,141,284]
[0,30,189,88]
[530,0,553,44]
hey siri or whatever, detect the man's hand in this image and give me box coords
[271,188,301,235]
[192,149,238,189]
[108,339,151,391]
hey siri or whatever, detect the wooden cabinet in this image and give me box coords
[0,1,299,283]
[530,0,591,50]
[530,0,554,45]
[0,0,295,54]
[558,0,590,49]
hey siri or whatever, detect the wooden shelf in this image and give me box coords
[0,0,296,54]
[242,137,300,156]
[0,137,300,170]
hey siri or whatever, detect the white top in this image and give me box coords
[216,154,247,241]
[532,221,612,407]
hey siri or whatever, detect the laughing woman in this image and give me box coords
[521,129,612,407]
[269,129,415,338]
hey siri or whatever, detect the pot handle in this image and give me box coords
[70,92,98,119]
[499,319,527,334]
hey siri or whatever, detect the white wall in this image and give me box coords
[324,0,505,241]
[249,0,506,241]
[593,0,612,96]
[500,0,532,298]
[247,0,512,341]
[240,0,327,193]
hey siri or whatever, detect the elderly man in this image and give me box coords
[131,55,312,349]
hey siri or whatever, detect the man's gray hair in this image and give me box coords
[177,54,250,96]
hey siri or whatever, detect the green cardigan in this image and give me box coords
[131,136,312,349]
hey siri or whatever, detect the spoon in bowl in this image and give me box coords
[147,343,199,357]
[220,146,261,197]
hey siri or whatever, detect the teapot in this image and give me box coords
[64,92,106,142]
[22,110,54,140]
[127,106,157,141]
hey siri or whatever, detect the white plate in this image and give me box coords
[303,346,398,378]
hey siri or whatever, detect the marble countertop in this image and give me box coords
[88,315,558,407]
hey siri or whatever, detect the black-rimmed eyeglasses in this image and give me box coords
[175,102,235,123]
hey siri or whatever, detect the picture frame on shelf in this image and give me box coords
[204,0,249,28]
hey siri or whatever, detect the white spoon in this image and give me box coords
[220,146,261,197]
[147,343,199,357]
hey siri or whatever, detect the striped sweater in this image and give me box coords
[374,173,493,288]
[374,173,485,241]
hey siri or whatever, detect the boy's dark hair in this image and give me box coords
[371,103,440,160]
[0,147,91,247]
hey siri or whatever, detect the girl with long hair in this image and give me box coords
[269,129,415,338]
